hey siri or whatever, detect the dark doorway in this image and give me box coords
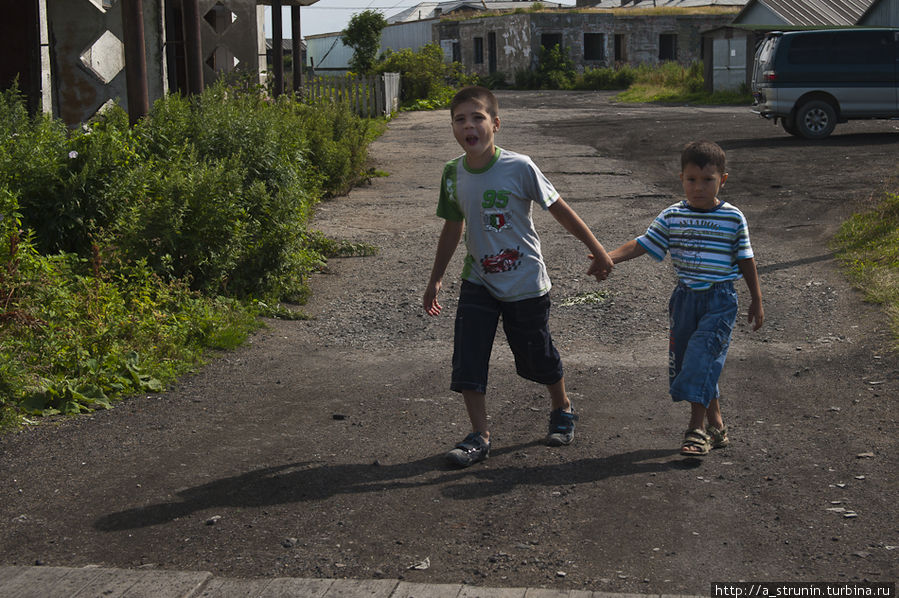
[487,31,497,74]
[614,33,626,62]
[0,0,42,114]
[659,33,678,61]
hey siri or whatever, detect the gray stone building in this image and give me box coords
[434,10,738,77]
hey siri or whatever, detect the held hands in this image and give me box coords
[587,251,614,281]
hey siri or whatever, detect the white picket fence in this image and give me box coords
[304,72,400,118]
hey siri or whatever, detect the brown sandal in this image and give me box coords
[706,424,729,448]
[681,428,711,456]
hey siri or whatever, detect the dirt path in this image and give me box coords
[1,91,896,595]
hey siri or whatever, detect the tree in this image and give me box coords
[343,10,388,74]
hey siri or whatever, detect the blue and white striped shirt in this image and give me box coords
[636,200,754,290]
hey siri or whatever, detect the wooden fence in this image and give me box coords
[303,72,400,118]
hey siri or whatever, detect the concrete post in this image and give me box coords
[181,0,204,95]
[271,0,284,97]
[121,0,149,124]
[291,5,302,92]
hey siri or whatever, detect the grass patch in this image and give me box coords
[832,190,899,345]
[616,83,751,105]
[560,290,610,306]
[614,62,752,105]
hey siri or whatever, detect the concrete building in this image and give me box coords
[307,0,739,75]
[434,10,738,77]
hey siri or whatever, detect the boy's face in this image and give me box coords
[680,162,728,210]
[451,99,500,167]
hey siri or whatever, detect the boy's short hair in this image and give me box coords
[450,86,499,119]
[681,140,726,174]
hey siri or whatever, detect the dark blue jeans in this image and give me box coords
[451,281,563,394]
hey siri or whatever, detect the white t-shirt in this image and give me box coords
[437,147,559,301]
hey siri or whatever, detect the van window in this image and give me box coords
[788,31,894,66]
[829,31,893,65]
[787,34,828,64]
[756,37,776,68]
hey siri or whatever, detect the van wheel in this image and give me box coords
[781,117,800,136]
[795,100,837,139]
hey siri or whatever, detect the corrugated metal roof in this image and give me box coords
[588,0,746,8]
[266,38,305,50]
[387,0,568,23]
[753,0,876,24]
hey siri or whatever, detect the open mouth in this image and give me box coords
[466,135,479,145]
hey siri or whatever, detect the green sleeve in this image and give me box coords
[436,160,463,222]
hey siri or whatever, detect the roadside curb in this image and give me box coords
[0,565,706,598]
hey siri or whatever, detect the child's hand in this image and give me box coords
[747,300,764,331]
[423,282,443,316]
[587,252,614,281]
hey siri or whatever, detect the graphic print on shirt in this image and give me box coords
[680,228,704,267]
[445,173,456,201]
[484,210,511,232]
[481,247,522,274]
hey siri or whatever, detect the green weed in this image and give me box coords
[833,191,899,343]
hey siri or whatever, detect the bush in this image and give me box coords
[0,87,103,256]
[513,44,576,90]
[377,44,462,107]
[2,81,375,302]
[575,65,638,90]
[0,81,383,425]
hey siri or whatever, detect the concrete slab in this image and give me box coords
[0,566,709,598]
[524,589,580,597]
[458,585,528,597]
[260,577,336,597]
[195,576,276,597]
[393,581,465,597]
[1,565,78,597]
[121,569,212,597]
[322,579,400,597]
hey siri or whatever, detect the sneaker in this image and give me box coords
[546,408,578,446]
[446,432,490,467]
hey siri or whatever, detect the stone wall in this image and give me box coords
[435,10,737,77]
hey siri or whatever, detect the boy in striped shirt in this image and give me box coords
[608,140,764,456]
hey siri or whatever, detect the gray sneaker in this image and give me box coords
[446,432,490,467]
[546,408,578,446]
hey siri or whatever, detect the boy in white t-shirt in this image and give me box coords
[422,86,614,467]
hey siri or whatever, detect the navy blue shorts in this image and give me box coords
[668,281,738,407]
[450,280,563,394]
